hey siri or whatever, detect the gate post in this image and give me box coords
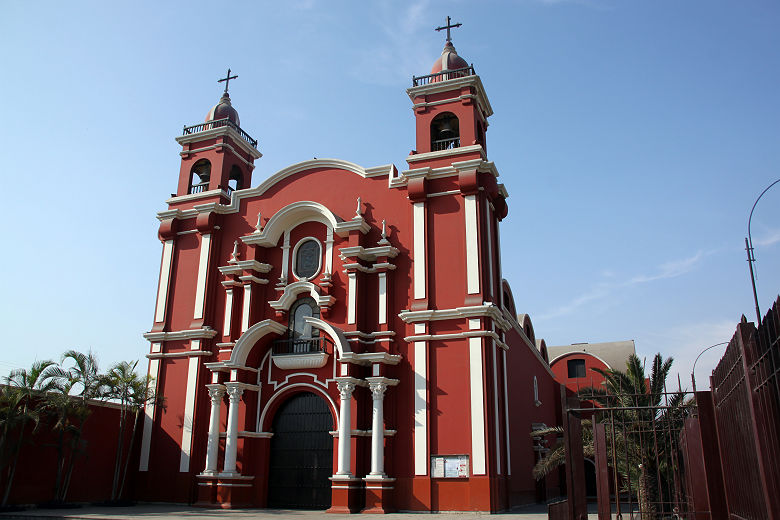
[561,386,587,520]
[593,422,610,520]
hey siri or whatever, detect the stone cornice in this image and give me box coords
[406,74,493,118]
[175,125,262,160]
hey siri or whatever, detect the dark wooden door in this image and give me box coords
[267,392,333,509]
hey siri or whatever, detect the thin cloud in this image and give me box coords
[754,229,780,247]
[536,251,706,321]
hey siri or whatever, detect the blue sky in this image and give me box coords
[1,0,778,390]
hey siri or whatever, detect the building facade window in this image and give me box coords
[292,238,322,280]
[567,359,586,378]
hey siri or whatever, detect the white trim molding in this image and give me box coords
[268,280,335,312]
[468,319,486,475]
[143,327,219,343]
[413,322,427,475]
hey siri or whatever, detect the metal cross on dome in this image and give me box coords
[218,68,238,94]
[435,16,462,43]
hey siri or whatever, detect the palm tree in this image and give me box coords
[103,361,161,502]
[51,350,104,502]
[532,353,690,519]
[1,360,61,506]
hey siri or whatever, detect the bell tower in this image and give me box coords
[407,18,492,157]
[404,19,507,312]
[173,69,262,200]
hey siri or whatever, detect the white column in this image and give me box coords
[368,380,388,476]
[223,383,244,475]
[336,379,356,476]
[203,384,225,475]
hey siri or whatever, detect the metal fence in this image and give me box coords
[711,296,780,520]
[560,388,704,520]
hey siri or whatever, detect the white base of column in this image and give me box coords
[364,474,394,481]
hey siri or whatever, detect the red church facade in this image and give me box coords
[137,37,561,513]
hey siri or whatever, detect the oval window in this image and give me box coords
[294,239,321,279]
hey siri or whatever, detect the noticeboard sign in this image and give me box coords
[430,454,469,478]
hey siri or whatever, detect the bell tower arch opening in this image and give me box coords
[267,391,334,509]
[430,112,460,151]
[189,159,211,194]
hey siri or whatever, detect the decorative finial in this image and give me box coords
[218,68,238,95]
[255,212,263,233]
[378,219,390,245]
[435,16,462,43]
[230,240,240,262]
[355,197,362,218]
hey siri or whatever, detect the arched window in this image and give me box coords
[430,112,460,151]
[189,159,211,194]
[293,238,322,280]
[227,165,242,194]
[287,297,320,353]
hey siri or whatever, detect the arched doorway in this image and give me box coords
[267,392,333,509]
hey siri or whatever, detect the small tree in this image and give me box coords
[1,360,61,506]
[103,361,160,501]
[532,353,690,519]
[51,350,104,503]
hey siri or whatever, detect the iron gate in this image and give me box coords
[267,392,334,509]
[562,388,710,519]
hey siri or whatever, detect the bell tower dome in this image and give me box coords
[173,69,262,200]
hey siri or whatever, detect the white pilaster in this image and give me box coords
[223,288,234,337]
[325,226,334,274]
[413,322,427,475]
[139,356,160,471]
[241,282,252,333]
[378,272,387,325]
[465,195,480,295]
[179,344,200,472]
[485,202,494,298]
[413,202,426,299]
[492,337,501,475]
[280,230,291,283]
[154,240,175,323]
[468,318,486,475]
[347,272,357,325]
[336,379,357,476]
[222,383,244,475]
[203,384,225,475]
[193,233,212,320]
[502,348,511,475]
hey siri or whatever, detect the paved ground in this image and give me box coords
[0,503,562,520]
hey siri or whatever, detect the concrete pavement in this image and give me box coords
[0,503,557,520]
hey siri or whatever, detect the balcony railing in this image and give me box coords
[272,336,332,356]
[189,182,209,194]
[182,117,258,148]
[432,137,460,151]
[412,65,475,87]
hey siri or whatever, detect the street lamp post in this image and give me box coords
[746,178,780,324]
[691,341,729,393]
